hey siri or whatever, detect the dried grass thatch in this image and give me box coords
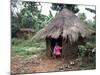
[20,28,35,32]
[33,9,95,42]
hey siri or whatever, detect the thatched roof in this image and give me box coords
[20,28,34,32]
[33,9,95,42]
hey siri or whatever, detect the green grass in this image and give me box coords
[80,62,96,70]
[11,38,46,57]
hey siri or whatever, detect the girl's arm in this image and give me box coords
[58,46,62,49]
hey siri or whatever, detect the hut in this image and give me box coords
[33,9,95,59]
[16,28,35,39]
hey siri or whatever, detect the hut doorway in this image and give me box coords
[50,36,62,53]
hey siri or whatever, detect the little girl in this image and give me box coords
[53,43,62,56]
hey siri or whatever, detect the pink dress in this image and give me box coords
[53,46,62,55]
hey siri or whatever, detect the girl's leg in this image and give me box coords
[52,54,56,59]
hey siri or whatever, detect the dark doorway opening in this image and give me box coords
[50,36,62,53]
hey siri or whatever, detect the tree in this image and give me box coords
[86,19,96,29]
[38,10,54,29]
[11,1,42,37]
[20,2,41,28]
[85,7,96,28]
[20,2,53,30]
[78,8,96,65]
[78,13,86,21]
[85,8,96,14]
[11,1,54,37]
[51,3,79,13]
[11,0,21,37]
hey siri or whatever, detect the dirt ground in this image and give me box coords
[11,53,81,74]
